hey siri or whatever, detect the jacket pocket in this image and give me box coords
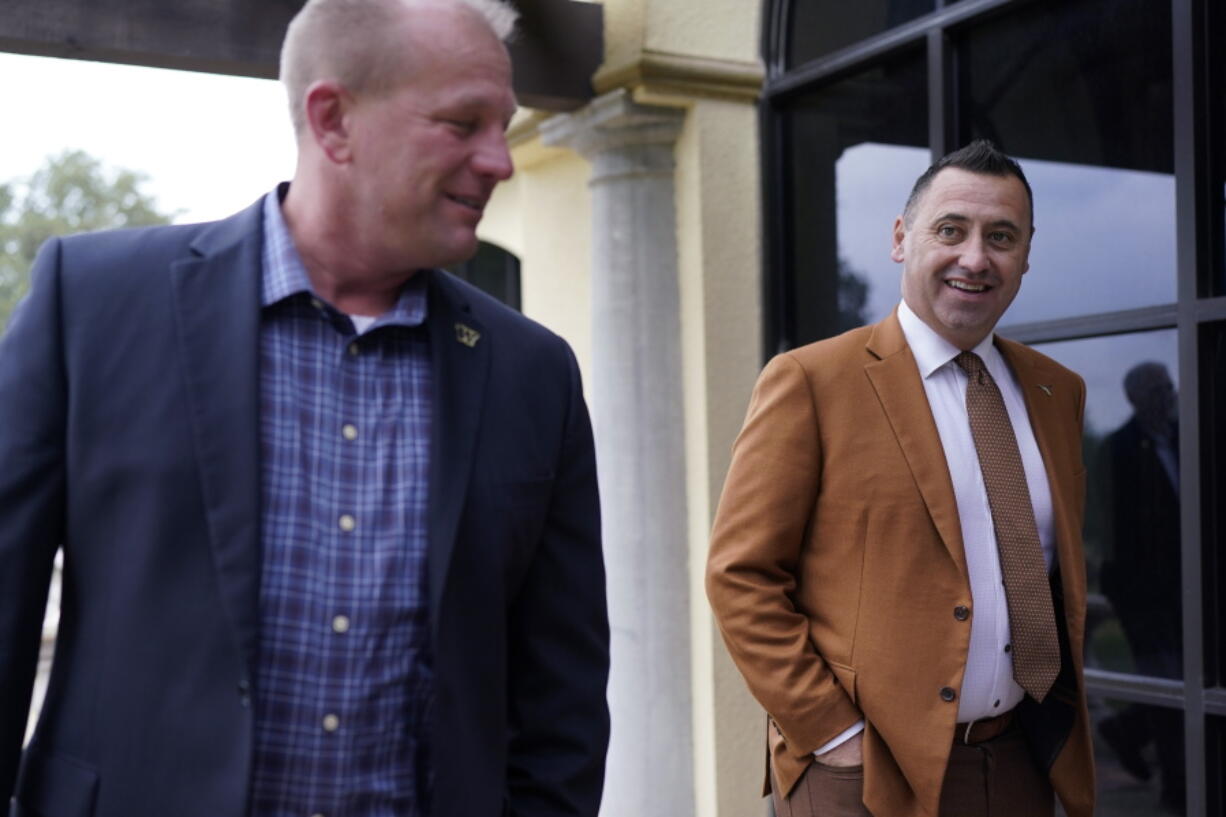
[828,660,858,706]
[14,751,98,817]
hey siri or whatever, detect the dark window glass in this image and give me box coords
[959,0,1174,324]
[1210,715,1225,817]
[787,0,933,68]
[782,47,926,348]
[1206,324,1226,689]
[1033,330,1182,683]
[1215,0,1226,297]
[1090,695,1186,815]
[446,241,521,311]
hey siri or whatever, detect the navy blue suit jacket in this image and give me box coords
[0,197,609,817]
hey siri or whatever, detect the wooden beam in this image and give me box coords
[511,0,603,111]
[0,0,601,110]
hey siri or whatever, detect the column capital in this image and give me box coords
[540,88,685,160]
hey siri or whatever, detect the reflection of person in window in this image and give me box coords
[1096,361,1184,813]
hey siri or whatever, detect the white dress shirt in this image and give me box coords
[816,303,1055,756]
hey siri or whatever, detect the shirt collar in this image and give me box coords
[896,299,1000,379]
[260,185,428,328]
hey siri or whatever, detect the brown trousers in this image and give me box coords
[771,723,1054,817]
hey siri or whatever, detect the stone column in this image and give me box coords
[542,90,693,817]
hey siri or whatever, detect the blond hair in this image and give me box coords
[280,0,518,136]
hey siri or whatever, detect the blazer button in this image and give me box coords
[954,605,970,621]
[940,686,957,702]
[238,679,252,707]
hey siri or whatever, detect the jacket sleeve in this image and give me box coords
[705,352,862,755]
[0,238,68,803]
[504,344,609,817]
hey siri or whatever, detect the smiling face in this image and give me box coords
[892,167,1033,350]
[344,4,517,272]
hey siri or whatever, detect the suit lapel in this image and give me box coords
[863,312,968,577]
[170,200,264,676]
[425,272,489,633]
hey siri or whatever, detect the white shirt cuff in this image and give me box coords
[813,720,865,757]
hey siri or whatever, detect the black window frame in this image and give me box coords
[760,0,1226,812]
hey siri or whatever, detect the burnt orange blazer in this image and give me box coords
[706,311,1094,817]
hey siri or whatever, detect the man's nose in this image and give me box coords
[473,131,514,181]
[958,234,990,273]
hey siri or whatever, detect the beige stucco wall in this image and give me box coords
[599,0,646,77]
[481,0,767,812]
[672,94,765,817]
[478,140,593,382]
[602,0,759,77]
[644,0,760,63]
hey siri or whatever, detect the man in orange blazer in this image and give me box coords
[707,141,1093,817]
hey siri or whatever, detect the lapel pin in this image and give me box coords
[1037,384,1052,396]
[455,322,481,348]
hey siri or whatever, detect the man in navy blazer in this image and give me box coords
[0,1,609,815]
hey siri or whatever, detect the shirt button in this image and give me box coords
[310,298,324,311]
[1004,643,1012,653]
[347,342,360,356]
[322,714,340,732]
[338,514,356,532]
[332,615,350,634]
[312,813,326,817]
[940,687,957,702]
[994,699,1001,708]
[953,605,970,621]
[342,424,358,441]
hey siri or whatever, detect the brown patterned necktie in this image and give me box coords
[955,351,1060,702]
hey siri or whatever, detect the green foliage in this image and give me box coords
[0,150,175,328]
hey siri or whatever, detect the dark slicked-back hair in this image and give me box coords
[902,139,1034,227]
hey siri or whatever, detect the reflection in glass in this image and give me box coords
[836,143,930,326]
[1089,696,1185,815]
[1039,332,1184,812]
[787,0,933,68]
[960,0,1175,323]
[783,49,926,348]
[1005,160,1174,326]
[1034,329,1183,674]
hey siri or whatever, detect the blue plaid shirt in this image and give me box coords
[250,189,433,817]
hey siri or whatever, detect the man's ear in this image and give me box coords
[890,215,906,263]
[1022,225,1035,274]
[304,80,354,164]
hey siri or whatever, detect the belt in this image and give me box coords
[955,710,1015,745]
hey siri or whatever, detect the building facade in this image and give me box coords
[10,0,1224,814]
[489,0,1225,814]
